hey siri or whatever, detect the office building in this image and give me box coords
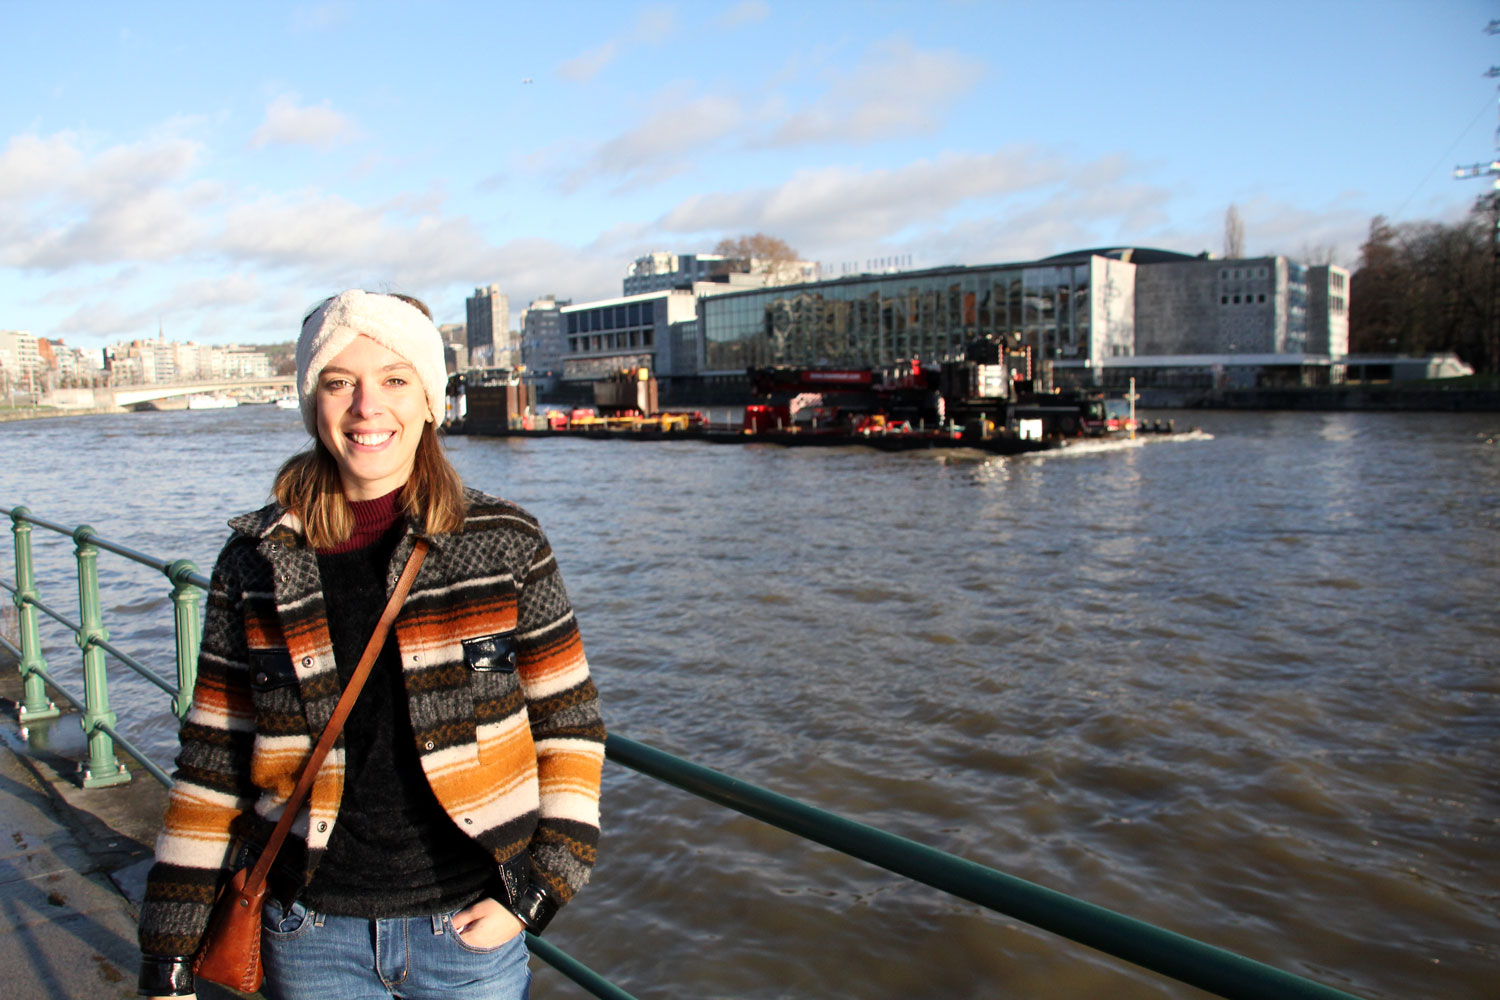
[519,296,570,379]
[693,248,1352,392]
[561,289,701,384]
[623,251,819,296]
[466,284,509,367]
[1134,256,1350,356]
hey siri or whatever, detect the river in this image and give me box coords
[3,405,1497,999]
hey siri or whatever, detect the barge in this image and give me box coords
[448,341,1177,454]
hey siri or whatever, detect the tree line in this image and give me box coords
[1350,205,1496,372]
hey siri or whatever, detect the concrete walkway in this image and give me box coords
[0,669,253,1000]
[0,722,149,999]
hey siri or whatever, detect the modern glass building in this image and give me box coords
[697,249,1186,376]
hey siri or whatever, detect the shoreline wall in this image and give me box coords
[1138,386,1500,412]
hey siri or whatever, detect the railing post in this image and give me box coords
[72,525,128,787]
[9,507,60,725]
[165,559,201,719]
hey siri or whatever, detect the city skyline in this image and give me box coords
[2,1,1493,347]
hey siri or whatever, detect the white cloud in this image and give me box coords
[720,0,770,29]
[1225,195,1370,269]
[291,2,351,32]
[250,93,360,150]
[765,37,984,147]
[632,3,677,39]
[558,41,619,83]
[553,36,985,192]
[657,148,1064,245]
[563,93,746,192]
[0,132,83,200]
[0,132,207,270]
[556,7,674,85]
[0,125,623,341]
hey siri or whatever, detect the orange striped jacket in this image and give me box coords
[138,489,605,956]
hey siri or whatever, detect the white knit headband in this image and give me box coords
[296,290,448,435]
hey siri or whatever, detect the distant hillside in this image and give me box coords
[252,340,296,376]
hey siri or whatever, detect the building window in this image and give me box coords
[1258,294,1265,303]
[1221,296,1228,304]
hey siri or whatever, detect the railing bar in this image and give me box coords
[604,734,1366,1000]
[15,594,82,632]
[94,719,174,788]
[526,936,642,1000]
[27,667,87,714]
[0,634,19,658]
[11,593,181,696]
[3,507,209,585]
[90,638,178,695]
[85,535,173,573]
[6,509,76,536]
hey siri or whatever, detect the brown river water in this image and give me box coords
[3,405,1497,999]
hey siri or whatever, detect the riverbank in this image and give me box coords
[1137,384,1500,411]
[0,406,125,423]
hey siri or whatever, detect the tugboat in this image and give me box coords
[738,339,1119,453]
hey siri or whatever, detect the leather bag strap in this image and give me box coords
[239,538,429,894]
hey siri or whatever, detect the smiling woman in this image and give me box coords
[277,291,464,547]
[312,334,431,500]
[135,289,606,1000]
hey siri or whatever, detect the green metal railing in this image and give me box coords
[0,504,1368,1000]
[2,505,205,787]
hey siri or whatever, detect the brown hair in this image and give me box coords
[276,292,466,548]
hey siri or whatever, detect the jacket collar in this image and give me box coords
[227,501,445,551]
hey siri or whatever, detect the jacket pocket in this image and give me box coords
[246,647,305,737]
[248,648,297,691]
[463,632,524,720]
[462,633,518,673]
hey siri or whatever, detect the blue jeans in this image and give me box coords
[259,899,531,1000]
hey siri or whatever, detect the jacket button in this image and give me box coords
[254,672,268,686]
[463,817,473,825]
[317,821,327,832]
[302,657,312,667]
[425,740,435,750]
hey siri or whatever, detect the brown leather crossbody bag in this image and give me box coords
[192,539,429,993]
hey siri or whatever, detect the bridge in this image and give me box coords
[39,376,296,410]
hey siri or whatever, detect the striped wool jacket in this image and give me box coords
[138,489,605,957]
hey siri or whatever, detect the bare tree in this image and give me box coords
[1223,204,1245,259]
[714,233,804,283]
[1298,242,1339,267]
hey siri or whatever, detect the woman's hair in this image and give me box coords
[274,292,466,547]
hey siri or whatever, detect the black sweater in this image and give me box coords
[293,497,495,917]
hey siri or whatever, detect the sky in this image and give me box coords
[3,0,1498,347]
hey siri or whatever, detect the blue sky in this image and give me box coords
[3,0,1496,346]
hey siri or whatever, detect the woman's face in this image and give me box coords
[315,335,431,500]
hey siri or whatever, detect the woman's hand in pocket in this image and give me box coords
[452,896,524,949]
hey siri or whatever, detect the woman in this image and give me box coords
[137,290,605,1000]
